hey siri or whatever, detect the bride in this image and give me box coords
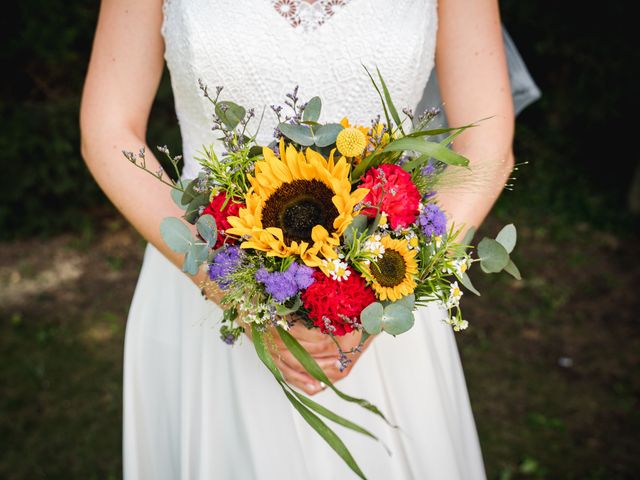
[80,0,520,478]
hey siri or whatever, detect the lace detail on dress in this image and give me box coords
[271,0,352,31]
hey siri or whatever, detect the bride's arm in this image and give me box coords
[309,0,517,388]
[81,0,332,394]
[80,0,219,299]
[435,0,515,233]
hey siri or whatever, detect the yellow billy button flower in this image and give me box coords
[336,127,367,158]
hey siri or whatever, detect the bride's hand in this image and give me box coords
[266,319,374,396]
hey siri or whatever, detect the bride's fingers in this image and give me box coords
[275,358,322,395]
[270,334,338,357]
[287,321,335,344]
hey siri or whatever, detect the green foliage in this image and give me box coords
[360,296,416,336]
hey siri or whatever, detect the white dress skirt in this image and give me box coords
[123,0,487,478]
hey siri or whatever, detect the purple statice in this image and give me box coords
[418,203,447,238]
[420,163,435,177]
[255,262,315,303]
[208,245,243,288]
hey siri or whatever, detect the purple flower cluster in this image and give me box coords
[420,163,435,177]
[418,203,447,238]
[208,245,243,288]
[255,262,315,303]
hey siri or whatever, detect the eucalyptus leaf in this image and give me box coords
[503,259,522,280]
[382,137,470,167]
[182,250,199,275]
[180,178,199,205]
[278,123,315,146]
[381,304,414,336]
[314,123,344,147]
[182,243,209,275]
[196,214,218,247]
[171,188,187,210]
[460,272,481,296]
[215,101,246,130]
[461,227,476,247]
[495,224,517,254]
[391,293,415,311]
[160,217,194,253]
[477,238,510,273]
[184,193,209,224]
[248,145,263,157]
[303,96,322,123]
[343,214,369,244]
[194,243,209,264]
[360,302,384,334]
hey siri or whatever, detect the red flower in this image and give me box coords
[301,270,376,336]
[359,164,421,229]
[201,192,243,248]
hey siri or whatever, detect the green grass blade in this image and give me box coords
[276,327,394,426]
[289,388,387,447]
[252,326,369,479]
[382,137,469,167]
[376,66,404,135]
[362,65,392,132]
[281,387,367,479]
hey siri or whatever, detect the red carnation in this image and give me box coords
[201,192,243,248]
[359,164,421,229]
[301,270,376,336]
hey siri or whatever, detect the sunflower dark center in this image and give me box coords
[262,179,338,244]
[371,250,407,287]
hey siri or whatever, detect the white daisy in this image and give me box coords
[446,281,463,308]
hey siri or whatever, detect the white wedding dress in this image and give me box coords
[123,0,487,478]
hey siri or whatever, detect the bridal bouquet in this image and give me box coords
[124,68,520,478]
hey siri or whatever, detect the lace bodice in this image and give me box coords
[161,0,438,178]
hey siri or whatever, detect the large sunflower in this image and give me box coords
[226,139,369,268]
[364,236,417,301]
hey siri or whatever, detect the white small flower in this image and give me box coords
[363,236,385,259]
[405,232,420,250]
[433,235,443,249]
[276,318,290,330]
[377,212,389,230]
[453,318,469,331]
[446,281,463,308]
[325,259,351,282]
[452,257,471,276]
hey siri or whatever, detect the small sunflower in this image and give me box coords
[364,236,417,301]
[226,139,369,267]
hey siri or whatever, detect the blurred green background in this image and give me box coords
[1,1,638,479]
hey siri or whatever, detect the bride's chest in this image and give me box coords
[163,0,437,69]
